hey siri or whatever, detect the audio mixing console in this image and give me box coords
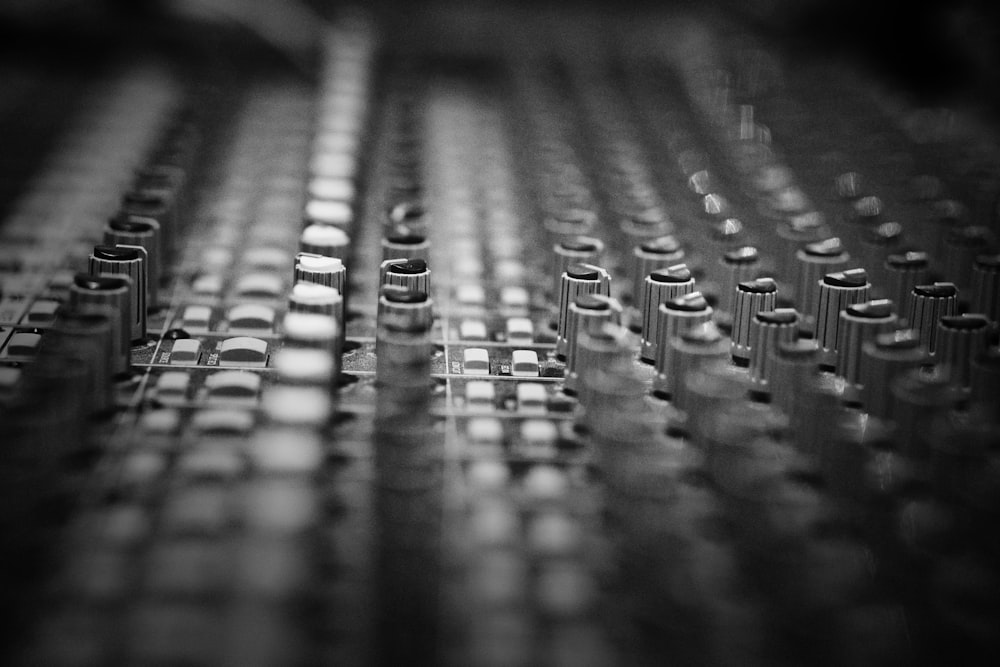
[0,4,998,666]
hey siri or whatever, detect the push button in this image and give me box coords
[169,339,201,365]
[219,336,268,366]
[227,304,275,334]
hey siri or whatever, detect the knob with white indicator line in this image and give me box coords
[747,308,799,398]
[909,282,959,355]
[715,246,762,321]
[300,223,350,259]
[294,252,346,295]
[563,294,623,392]
[629,235,684,305]
[104,216,162,306]
[88,245,146,341]
[730,277,778,363]
[860,329,928,419]
[381,228,430,263]
[658,321,730,407]
[936,314,991,388]
[970,254,999,323]
[835,299,899,402]
[68,273,132,375]
[653,292,715,394]
[380,258,430,294]
[814,268,870,369]
[639,263,695,362]
[553,236,604,298]
[884,251,930,323]
[794,237,850,333]
[556,263,611,358]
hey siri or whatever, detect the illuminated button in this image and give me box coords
[516,382,547,412]
[457,284,486,306]
[466,380,496,409]
[463,348,491,375]
[191,409,255,434]
[247,428,323,474]
[227,304,275,333]
[466,417,505,446]
[234,273,283,298]
[242,247,290,271]
[262,386,332,426]
[155,372,190,401]
[26,299,60,323]
[305,199,353,228]
[169,339,201,365]
[5,332,41,356]
[511,350,540,377]
[506,317,533,343]
[459,319,487,340]
[191,274,223,296]
[501,286,529,309]
[219,336,268,366]
[181,305,212,332]
[205,370,261,400]
[271,348,334,384]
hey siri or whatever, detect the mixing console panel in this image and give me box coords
[0,5,998,666]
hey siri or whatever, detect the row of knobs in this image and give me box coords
[553,238,997,421]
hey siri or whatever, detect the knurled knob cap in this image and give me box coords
[639,263,695,361]
[795,237,850,332]
[553,236,604,298]
[860,329,927,419]
[731,277,778,363]
[556,263,611,357]
[68,273,132,375]
[936,314,991,388]
[747,308,799,397]
[563,295,623,392]
[105,216,162,306]
[813,268,871,368]
[88,245,146,341]
[630,235,684,305]
[909,282,959,355]
[835,299,899,400]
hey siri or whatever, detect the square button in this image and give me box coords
[511,349,539,377]
[169,339,201,365]
[5,332,41,356]
[463,348,490,375]
[219,336,268,366]
[459,319,488,340]
[506,318,533,343]
[516,383,547,413]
